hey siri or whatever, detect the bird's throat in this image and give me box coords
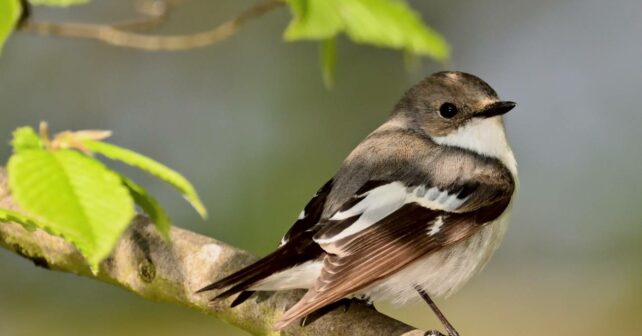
[431,117,517,176]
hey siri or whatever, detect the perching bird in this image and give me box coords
[198,71,517,336]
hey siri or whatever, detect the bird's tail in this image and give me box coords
[196,248,286,300]
[196,241,321,303]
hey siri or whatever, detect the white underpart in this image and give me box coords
[314,183,468,245]
[251,261,323,291]
[432,116,517,176]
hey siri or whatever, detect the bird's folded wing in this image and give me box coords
[273,179,512,330]
[279,178,334,246]
[196,179,334,297]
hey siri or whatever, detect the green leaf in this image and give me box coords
[320,37,337,88]
[11,126,44,153]
[82,140,207,218]
[29,0,90,6]
[0,207,39,231]
[8,149,135,269]
[120,174,172,240]
[284,0,450,61]
[0,0,21,54]
[285,0,344,40]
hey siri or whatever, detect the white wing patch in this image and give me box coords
[320,182,408,243]
[428,216,445,236]
[410,185,466,211]
[315,182,469,244]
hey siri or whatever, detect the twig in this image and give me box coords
[19,0,284,51]
[109,0,178,32]
[0,168,425,336]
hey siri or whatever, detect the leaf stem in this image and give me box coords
[19,0,284,51]
[38,121,51,149]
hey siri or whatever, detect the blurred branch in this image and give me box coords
[19,0,284,51]
[0,168,425,336]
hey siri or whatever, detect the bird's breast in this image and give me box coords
[360,208,513,304]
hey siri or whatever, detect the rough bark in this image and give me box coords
[0,169,425,336]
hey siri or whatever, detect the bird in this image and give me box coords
[197,71,517,336]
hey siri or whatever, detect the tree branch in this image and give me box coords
[19,0,284,51]
[0,169,424,336]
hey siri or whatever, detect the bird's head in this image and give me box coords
[393,71,516,138]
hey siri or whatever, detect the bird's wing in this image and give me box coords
[279,179,334,246]
[197,179,333,297]
[273,177,513,330]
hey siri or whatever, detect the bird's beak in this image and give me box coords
[476,101,517,118]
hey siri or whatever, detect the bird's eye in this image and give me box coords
[439,103,458,119]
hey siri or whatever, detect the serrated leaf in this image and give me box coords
[29,0,90,6]
[0,0,21,54]
[11,126,44,153]
[320,37,337,88]
[284,0,450,61]
[0,207,39,231]
[120,174,172,240]
[82,140,207,218]
[8,149,135,269]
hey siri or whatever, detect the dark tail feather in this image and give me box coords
[195,249,287,295]
[212,279,259,301]
[198,179,332,303]
[196,241,322,302]
[230,290,255,307]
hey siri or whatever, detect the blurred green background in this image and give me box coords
[1,0,641,335]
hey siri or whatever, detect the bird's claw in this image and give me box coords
[299,315,310,328]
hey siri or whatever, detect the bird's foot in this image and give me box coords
[299,315,311,328]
